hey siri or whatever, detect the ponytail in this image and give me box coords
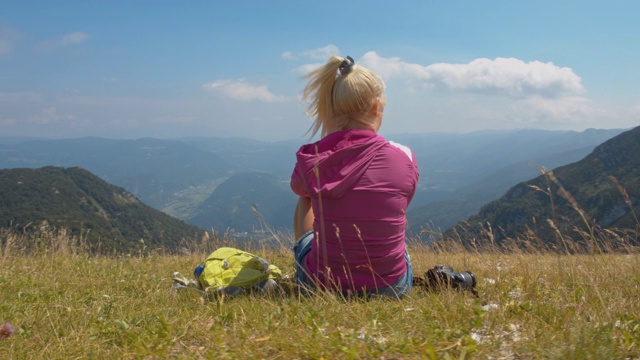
[303,55,385,138]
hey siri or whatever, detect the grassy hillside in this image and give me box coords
[0,166,205,252]
[1,228,639,358]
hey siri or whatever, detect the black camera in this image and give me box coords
[424,265,478,296]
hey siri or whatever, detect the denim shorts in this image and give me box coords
[293,230,413,298]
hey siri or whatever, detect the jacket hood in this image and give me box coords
[294,129,387,198]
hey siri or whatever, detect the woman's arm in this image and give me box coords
[293,196,314,239]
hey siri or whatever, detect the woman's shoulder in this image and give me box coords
[387,140,414,163]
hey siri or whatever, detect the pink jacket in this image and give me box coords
[291,129,419,291]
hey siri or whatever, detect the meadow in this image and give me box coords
[1,225,640,359]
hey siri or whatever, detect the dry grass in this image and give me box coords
[1,224,640,359]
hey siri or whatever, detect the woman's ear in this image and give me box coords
[370,97,385,132]
[370,97,384,117]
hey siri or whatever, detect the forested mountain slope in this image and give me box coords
[447,126,640,244]
[0,166,205,252]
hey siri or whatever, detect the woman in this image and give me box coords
[291,55,419,298]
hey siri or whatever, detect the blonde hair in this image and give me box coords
[303,56,386,138]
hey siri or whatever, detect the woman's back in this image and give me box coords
[291,129,418,291]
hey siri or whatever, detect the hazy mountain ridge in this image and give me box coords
[0,166,205,252]
[447,126,640,243]
[185,137,301,179]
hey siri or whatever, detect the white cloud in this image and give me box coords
[281,51,296,60]
[294,62,323,75]
[41,31,90,49]
[302,44,340,60]
[0,92,84,132]
[0,91,307,140]
[202,79,288,102]
[0,26,21,56]
[616,104,640,129]
[283,44,340,61]
[285,45,343,74]
[28,107,78,125]
[0,118,16,126]
[384,91,604,134]
[518,96,594,122]
[60,32,90,45]
[360,52,428,80]
[360,52,585,99]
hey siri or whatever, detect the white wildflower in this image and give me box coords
[470,331,484,343]
[482,303,499,311]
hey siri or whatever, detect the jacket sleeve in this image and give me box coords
[290,164,308,197]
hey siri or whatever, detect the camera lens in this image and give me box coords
[423,266,478,297]
[453,271,476,289]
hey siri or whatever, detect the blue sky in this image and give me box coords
[1,1,639,141]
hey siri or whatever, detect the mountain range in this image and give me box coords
[0,128,626,235]
[448,126,640,245]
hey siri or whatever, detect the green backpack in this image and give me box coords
[194,247,282,294]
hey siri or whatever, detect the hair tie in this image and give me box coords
[339,56,355,75]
